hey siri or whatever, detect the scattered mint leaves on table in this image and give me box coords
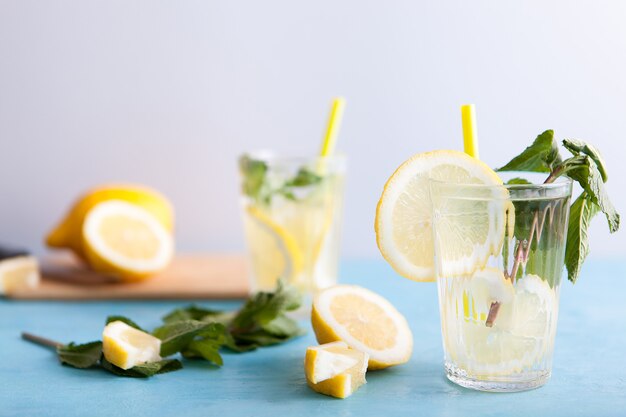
[22,281,305,378]
[105,315,145,331]
[497,130,620,283]
[100,358,183,378]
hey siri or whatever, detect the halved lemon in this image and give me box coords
[102,321,162,369]
[304,341,369,399]
[82,200,174,281]
[375,150,505,281]
[242,205,303,291]
[311,285,413,370]
[46,184,174,260]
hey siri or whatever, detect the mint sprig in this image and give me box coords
[239,154,323,204]
[498,130,620,283]
[22,281,305,378]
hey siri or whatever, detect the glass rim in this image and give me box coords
[240,151,347,169]
[427,175,573,190]
[428,172,573,201]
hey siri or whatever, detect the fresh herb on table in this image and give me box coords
[239,154,323,205]
[485,130,620,326]
[22,281,305,378]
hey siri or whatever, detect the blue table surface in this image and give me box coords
[2,259,626,417]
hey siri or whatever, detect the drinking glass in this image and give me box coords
[429,173,572,392]
[238,153,346,296]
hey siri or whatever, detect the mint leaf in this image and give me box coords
[106,316,145,331]
[261,314,303,338]
[228,280,305,348]
[498,130,562,173]
[563,139,608,181]
[57,341,102,369]
[565,192,600,283]
[239,155,269,202]
[101,358,183,378]
[506,177,532,185]
[183,339,224,366]
[162,305,223,324]
[284,168,322,187]
[153,320,219,357]
[565,157,620,233]
[231,280,301,330]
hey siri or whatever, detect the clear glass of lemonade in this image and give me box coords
[429,173,572,392]
[238,153,346,296]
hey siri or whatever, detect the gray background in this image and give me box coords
[1,1,624,261]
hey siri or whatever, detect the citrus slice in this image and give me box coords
[242,205,303,291]
[102,321,162,370]
[444,272,555,376]
[504,274,556,339]
[311,285,413,370]
[375,150,505,281]
[82,200,174,281]
[0,256,39,295]
[46,184,174,260]
[305,341,369,399]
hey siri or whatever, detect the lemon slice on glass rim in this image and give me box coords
[375,150,508,281]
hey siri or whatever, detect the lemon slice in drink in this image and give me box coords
[311,285,413,370]
[103,321,162,369]
[304,341,369,399]
[504,274,556,339]
[82,200,174,281]
[243,205,304,290]
[375,150,505,281]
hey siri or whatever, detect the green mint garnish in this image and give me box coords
[498,130,620,283]
[239,154,324,205]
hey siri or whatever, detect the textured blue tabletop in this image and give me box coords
[2,259,625,417]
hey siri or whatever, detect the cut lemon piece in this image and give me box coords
[311,285,413,370]
[242,205,303,291]
[102,321,162,370]
[305,341,369,399]
[0,256,40,295]
[375,150,505,281]
[82,200,174,281]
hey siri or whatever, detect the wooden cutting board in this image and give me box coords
[7,253,250,300]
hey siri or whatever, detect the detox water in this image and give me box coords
[431,176,572,392]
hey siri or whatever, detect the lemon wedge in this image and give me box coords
[311,285,413,370]
[242,205,303,291]
[82,200,174,281]
[375,150,505,281]
[305,341,369,399]
[46,184,174,260]
[102,321,162,370]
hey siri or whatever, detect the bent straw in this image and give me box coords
[461,104,479,158]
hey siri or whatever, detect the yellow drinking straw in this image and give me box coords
[320,97,346,157]
[461,104,479,158]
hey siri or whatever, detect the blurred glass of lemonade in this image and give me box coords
[239,153,346,295]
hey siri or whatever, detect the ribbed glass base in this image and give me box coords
[445,362,551,392]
